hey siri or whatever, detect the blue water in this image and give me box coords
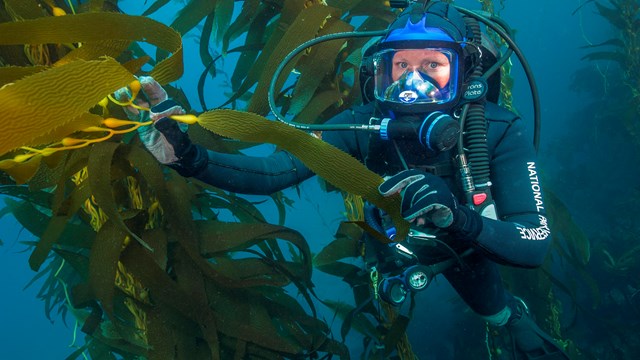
[0,0,620,358]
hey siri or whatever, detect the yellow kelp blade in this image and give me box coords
[194,109,410,240]
[0,11,183,84]
[0,65,48,87]
[0,154,42,184]
[0,58,134,157]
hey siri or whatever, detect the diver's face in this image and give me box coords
[391,49,451,88]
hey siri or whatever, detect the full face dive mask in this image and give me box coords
[373,44,463,113]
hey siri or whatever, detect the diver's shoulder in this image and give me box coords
[485,102,520,124]
[485,102,532,152]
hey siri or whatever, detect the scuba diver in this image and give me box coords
[115,1,569,358]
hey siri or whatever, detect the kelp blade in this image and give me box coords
[0,12,183,85]
[0,58,134,156]
[195,109,409,239]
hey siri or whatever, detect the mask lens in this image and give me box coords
[373,47,459,106]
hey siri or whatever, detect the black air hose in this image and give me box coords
[462,16,491,187]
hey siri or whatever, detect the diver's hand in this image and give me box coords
[379,169,458,228]
[114,77,207,176]
[114,76,186,164]
[379,169,484,240]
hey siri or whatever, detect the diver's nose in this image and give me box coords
[411,69,424,79]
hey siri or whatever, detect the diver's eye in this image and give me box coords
[428,62,438,69]
[397,62,408,69]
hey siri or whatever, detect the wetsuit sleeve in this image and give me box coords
[193,150,314,195]
[190,109,363,195]
[471,118,552,268]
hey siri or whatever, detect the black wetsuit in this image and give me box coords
[193,102,551,316]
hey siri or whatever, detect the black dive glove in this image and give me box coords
[378,169,483,240]
[114,76,208,177]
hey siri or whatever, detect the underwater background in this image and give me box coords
[0,0,638,359]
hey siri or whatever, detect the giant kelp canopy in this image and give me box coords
[0,0,406,358]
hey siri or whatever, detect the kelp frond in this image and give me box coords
[0,1,358,358]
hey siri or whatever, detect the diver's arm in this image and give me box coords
[469,118,552,268]
[187,109,364,195]
[192,149,314,195]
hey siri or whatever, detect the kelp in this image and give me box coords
[0,59,133,156]
[5,138,350,359]
[0,0,374,358]
[185,109,410,240]
[0,8,185,184]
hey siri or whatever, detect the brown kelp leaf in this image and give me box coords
[197,221,310,261]
[328,0,367,13]
[22,175,91,270]
[170,0,216,36]
[55,40,133,66]
[198,11,216,80]
[289,18,354,115]
[248,4,339,115]
[293,89,343,124]
[5,195,94,249]
[4,198,49,238]
[145,307,181,360]
[0,12,183,84]
[161,173,239,288]
[213,0,235,45]
[0,154,42,184]
[121,243,220,358]
[228,3,279,92]
[323,299,380,340]
[29,146,90,195]
[222,0,261,53]
[87,142,150,250]
[0,58,133,156]
[172,247,221,359]
[88,219,128,317]
[195,109,410,240]
[252,287,345,354]
[85,0,107,12]
[206,282,304,354]
[0,65,47,86]
[270,191,293,225]
[53,249,90,281]
[3,0,43,20]
[120,243,203,327]
[0,181,52,208]
[210,257,290,287]
[224,0,309,107]
[313,235,359,268]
